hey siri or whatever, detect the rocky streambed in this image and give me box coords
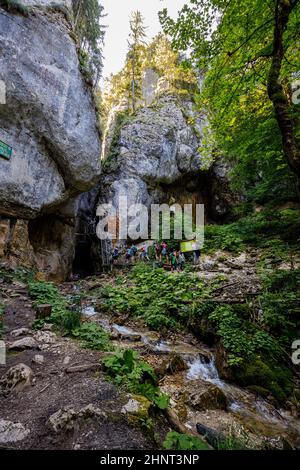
[82,303,300,449]
[1,266,299,450]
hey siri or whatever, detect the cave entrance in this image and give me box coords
[72,234,95,277]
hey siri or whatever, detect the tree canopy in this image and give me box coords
[160,0,300,204]
[72,0,106,87]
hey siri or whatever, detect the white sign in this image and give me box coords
[0,80,6,104]
[0,340,6,365]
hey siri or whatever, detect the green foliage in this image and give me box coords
[235,358,293,403]
[100,264,210,331]
[103,112,132,170]
[0,0,29,15]
[28,281,81,333]
[204,209,300,253]
[101,33,197,123]
[209,305,282,367]
[72,0,105,86]
[160,0,300,200]
[103,349,169,409]
[78,49,93,82]
[258,269,300,349]
[72,322,110,351]
[32,318,45,331]
[28,281,110,351]
[163,431,210,451]
[0,267,34,284]
[216,434,248,451]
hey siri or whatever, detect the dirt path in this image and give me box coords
[0,279,167,450]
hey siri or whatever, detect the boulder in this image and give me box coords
[183,379,228,411]
[8,337,38,351]
[0,419,30,444]
[196,423,226,448]
[10,327,31,338]
[166,353,188,375]
[32,354,44,365]
[34,331,57,346]
[0,363,33,395]
[120,333,142,343]
[49,405,107,433]
[215,342,233,381]
[121,394,151,425]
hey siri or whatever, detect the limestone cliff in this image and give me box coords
[98,95,232,216]
[0,1,101,280]
[76,92,235,272]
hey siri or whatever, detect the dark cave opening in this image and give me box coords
[72,237,95,277]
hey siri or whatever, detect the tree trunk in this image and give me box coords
[267,0,300,177]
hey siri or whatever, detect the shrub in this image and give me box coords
[72,322,110,351]
[163,431,210,451]
[100,264,210,331]
[28,281,81,332]
[203,209,300,253]
[103,349,169,410]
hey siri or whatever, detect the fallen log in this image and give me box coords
[164,408,213,449]
[196,423,226,448]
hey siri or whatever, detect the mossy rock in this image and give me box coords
[121,394,152,426]
[234,357,293,404]
[246,385,270,398]
[166,353,188,374]
[184,380,228,411]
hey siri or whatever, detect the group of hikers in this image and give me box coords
[111,241,200,272]
[154,241,186,272]
[112,243,149,265]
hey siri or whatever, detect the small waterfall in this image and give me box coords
[111,324,136,335]
[82,305,97,317]
[187,356,224,388]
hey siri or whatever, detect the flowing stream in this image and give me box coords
[82,305,300,447]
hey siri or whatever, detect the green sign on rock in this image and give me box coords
[0,140,12,160]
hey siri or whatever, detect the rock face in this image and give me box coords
[100,96,211,209]
[77,93,235,271]
[49,404,107,433]
[100,94,234,216]
[0,2,101,280]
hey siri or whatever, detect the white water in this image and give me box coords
[111,323,136,335]
[81,303,299,444]
[82,305,97,317]
[185,357,286,422]
[187,356,224,388]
